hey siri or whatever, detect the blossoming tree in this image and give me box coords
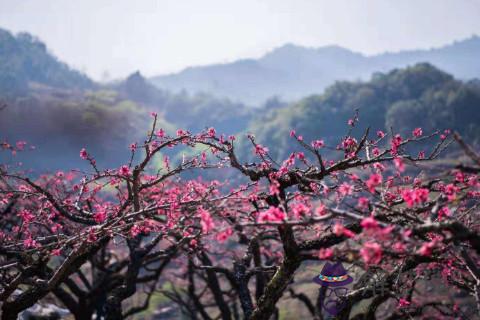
[1,114,479,320]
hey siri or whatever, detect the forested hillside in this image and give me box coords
[0,28,93,96]
[246,63,480,160]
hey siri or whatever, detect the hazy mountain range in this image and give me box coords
[1,26,480,172]
[150,35,480,105]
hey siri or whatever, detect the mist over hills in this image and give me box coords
[150,35,480,105]
[1,26,480,172]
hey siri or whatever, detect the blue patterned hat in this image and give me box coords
[312,262,353,287]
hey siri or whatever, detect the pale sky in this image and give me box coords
[1,0,479,80]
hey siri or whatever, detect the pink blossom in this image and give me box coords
[401,188,429,207]
[80,148,88,160]
[311,140,325,149]
[119,165,131,177]
[94,211,107,224]
[156,128,165,138]
[391,134,402,155]
[315,203,327,216]
[269,180,280,196]
[207,127,216,137]
[360,242,382,265]
[366,173,382,193]
[455,171,465,183]
[418,239,438,256]
[87,229,98,242]
[412,128,423,137]
[397,298,411,308]
[176,129,187,136]
[318,248,334,260]
[16,141,27,151]
[257,207,286,223]
[216,228,233,242]
[360,216,378,229]
[338,183,354,196]
[393,157,405,172]
[291,202,309,219]
[51,248,62,256]
[377,131,385,138]
[437,206,451,220]
[347,119,355,126]
[19,209,35,223]
[357,197,370,210]
[290,130,296,137]
[199,208,215,234]
[333,223,355,238]
[254,144,269,156]
[23,237,38,249]
[393,241,406,253]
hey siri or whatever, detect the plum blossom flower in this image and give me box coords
[207,127,216,137]
[360,242,382,265]
[16,141,27,151]
[257,207,286,223]
[338,183,354,196]
[418,240,437,256]
[51,248,62,256]
[357,197,370,210]
[311,139,325,149]
[401,188,429,207]
[80,148,88,160]
[315,203,327,216]
[333,223,355,238]
[23,237,38,249]
[437,206,451,220]
[216,228,233,242]
[176,129,188,136]
[291,202,309,219]
[366,173,382,193]
[397,298,411,308]
[393,157,405,172]
[119,165,131,177]
[391,134,402,155]
[318,248,334,260]
[412,128,423,137]
[156,128,165,138]
[360,216,379,229]
[94,211,107,224]
[198,208,214,234]
[254,144,269,156]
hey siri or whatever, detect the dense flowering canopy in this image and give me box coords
[1,114,479,320]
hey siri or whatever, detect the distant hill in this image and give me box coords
[0,28,94,96]
[245,63,480,160]
[113,71,252,135]
[150,36,480,105]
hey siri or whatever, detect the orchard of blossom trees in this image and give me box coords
[1,113,480,320]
